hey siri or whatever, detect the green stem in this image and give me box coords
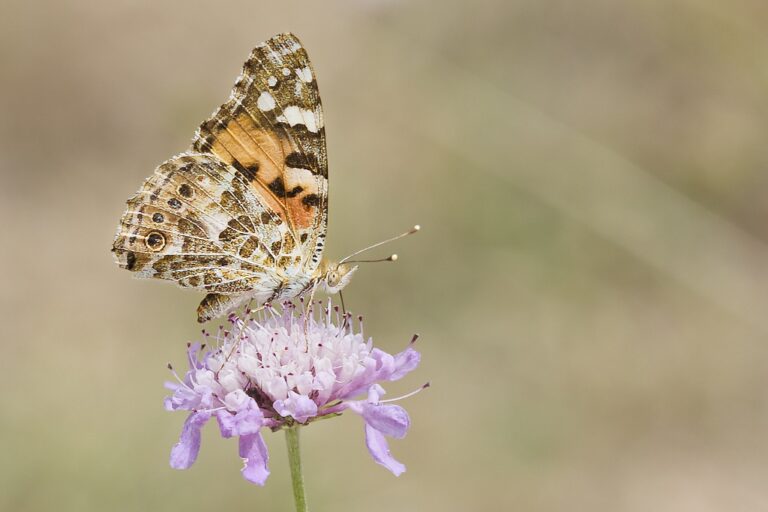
[284,426,308,512]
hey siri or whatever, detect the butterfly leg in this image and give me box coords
[221,302,269,364]
[302,282,320,334]
[338,290,349,331]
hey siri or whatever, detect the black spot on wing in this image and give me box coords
[268,177,286,196]
[286,185,303,198]
[232,160,260,182]
[178,184,194,198]
[285,151,319,170]
[302,194,320,207]
[125,251,137,270]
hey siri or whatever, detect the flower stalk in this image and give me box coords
[285,426,308,512]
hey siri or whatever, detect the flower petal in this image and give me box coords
[363,403,410,439]
[239,433,270,485]
[216,403,264,438]
[273,392,318,423]
[165,386,205,411]
[170,411,210,469]
[370,348,395,380]
[223,389,250,412]
[364,423,405,476]
[347,393,410,440]
[389,347,420,381]
[367,383,385,403]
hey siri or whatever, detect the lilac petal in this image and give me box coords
[273,392,318,423]
[170,411,210,469]
[389,347,420,381]
[239,433,270,485]
[345,383,383,414]
[364,404,410,439]
[165,386,203,411]
[348,399,410,440]
[365,424,405,476]
[216,404,264,438]
[367,383,385,403]
[370,348,396,380]
[334,354,391,400]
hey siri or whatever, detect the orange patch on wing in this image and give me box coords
[286,196,318,229]
[208,115,321,231]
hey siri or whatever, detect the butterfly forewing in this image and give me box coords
[112,33,328,321]
[192,33,328,270]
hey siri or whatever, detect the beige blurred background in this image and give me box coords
[3,0,768,510]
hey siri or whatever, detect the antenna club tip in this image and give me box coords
[412,224,421,232]
[390,254,398,261]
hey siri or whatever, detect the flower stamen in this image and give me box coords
[379,382,431,403]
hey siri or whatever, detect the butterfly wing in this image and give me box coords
[192,33,328,273]
[112,33,328,320]
[112,153,288,298]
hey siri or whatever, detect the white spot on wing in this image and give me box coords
[257,92,276,111]
[302,109,318,132]
[282,67,291,76]
[267,76,277,87]
[284,166,317,189]
[279,106,303,126]
[296,67,313,82]
[276,106,321,133]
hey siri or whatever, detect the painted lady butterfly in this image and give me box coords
[111,33,364,322]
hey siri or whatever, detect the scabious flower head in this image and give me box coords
[164,301,424,485]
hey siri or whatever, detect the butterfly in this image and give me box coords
[111,33,361,323]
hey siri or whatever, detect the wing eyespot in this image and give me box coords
[145,231,166,251]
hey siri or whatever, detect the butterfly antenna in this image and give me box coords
[345,254,398,264]
[339,225,420,264]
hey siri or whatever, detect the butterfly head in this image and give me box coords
[320,262,358,294]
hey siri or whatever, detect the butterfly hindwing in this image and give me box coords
[112,153,287,298]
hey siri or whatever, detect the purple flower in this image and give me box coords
[164,301,425,485]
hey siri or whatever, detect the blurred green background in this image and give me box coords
[4,0,768,510]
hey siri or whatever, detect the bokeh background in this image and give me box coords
[4,0,768,510]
